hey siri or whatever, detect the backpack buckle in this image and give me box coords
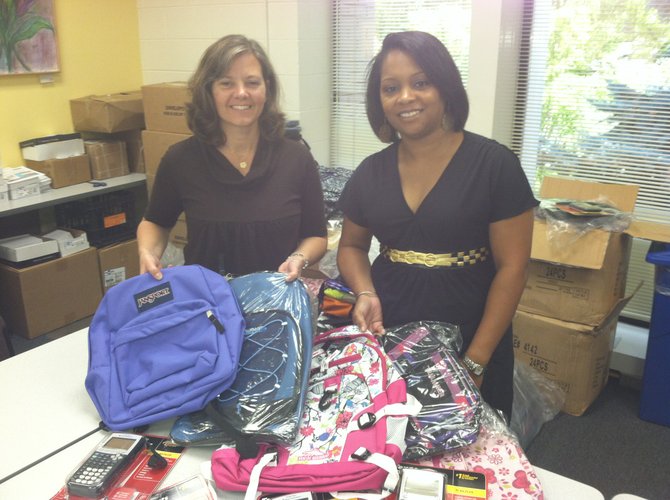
[319,389,336,410]
[266,446,278,466]
[357,411,377,429]
[351,447,371,461]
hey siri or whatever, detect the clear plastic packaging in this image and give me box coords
[148,474,217,499]
[170,272,317,449]
[407,402,545,499]
[535,197,633,247]
[510,362,565,449]
[380,321,482,460]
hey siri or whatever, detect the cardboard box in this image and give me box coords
[71,91,145,133]
[25,154,91,189]
[42,228,89,257]
[513,298,630,416]
[0,247,102,339]
[142,82,191,134]
[0,234,59,263]
[169,214,187,246]
[98,239,139,293]
[84,140,129,180]
[146,172,155,197]
[141,129,191,176]
[520,176,670,325]
[19,133,85,161]
[82,130,145,173]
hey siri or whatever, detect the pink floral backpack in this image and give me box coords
[211,325,421,499]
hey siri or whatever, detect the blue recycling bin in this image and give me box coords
[639,242,670,426]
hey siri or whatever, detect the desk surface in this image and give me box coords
[0,328,606,500]
[0,172,146,217]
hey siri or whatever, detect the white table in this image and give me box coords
[0,328,100,481]
[0,328,605,499]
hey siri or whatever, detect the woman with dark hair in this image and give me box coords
[337,31,538,419]
[138,35,327,281]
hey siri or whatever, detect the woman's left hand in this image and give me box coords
[278,256,304,282]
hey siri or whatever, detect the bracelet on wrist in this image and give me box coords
[356,290,378,299]
[288,252,309,270]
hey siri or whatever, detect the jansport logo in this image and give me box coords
[134,282,174,312]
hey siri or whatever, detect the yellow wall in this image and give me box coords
[0,0,142,168]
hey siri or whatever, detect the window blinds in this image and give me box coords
[330,0,472,171]
[510,0,670,322]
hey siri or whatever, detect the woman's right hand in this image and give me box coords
[139,249,164,280]
[352,295,385,335]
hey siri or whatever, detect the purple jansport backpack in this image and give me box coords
[85,265,245,430]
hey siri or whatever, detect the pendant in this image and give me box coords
[239,161,248,169]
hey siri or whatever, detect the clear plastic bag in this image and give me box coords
[510,362,565,449]
[381,321,482,459]
[535,197,633,247]
[170,272,318,449]
[160,241,185,268]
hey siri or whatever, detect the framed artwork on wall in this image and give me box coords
[0,0,59,75]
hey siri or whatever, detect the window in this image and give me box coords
[330,0,472,170]
[512,0,670,322]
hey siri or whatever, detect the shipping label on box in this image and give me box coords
[71,91,145,133]
[142,82,191,134]
[25,154,91,189]
[98,239,139,293]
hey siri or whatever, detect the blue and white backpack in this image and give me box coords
[85,265,245,430]
[170,272,315,456]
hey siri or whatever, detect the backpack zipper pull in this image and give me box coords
[207,310,225,333]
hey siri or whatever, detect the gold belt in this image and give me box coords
[380,245,489,268]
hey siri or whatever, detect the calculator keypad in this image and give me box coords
[70,452,123,486]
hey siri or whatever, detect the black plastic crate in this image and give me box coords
[55,191,137,247]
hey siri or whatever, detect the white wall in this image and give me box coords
[136,0,518,166]
[137,0,331,166]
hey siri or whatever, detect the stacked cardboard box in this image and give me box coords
[70,91,145,176]
[84,140,129,180]
[514,176,670,415]
[141,82,192,247]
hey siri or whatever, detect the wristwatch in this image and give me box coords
[462,355,486,377]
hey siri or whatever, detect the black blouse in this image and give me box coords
[145,136,327,275]
[338,131,539,334]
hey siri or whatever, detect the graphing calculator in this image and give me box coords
[66,432,146,498]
